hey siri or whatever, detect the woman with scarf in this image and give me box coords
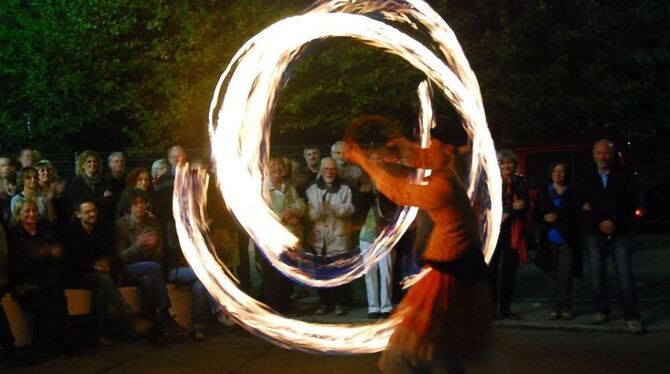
[492,149,529,320]
[67,150,114,224]
[344,116,492,373]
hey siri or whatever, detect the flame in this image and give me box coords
[173,0,502,354]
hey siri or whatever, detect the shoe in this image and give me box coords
[381,312,391,319]
[368,312,382,319]
[129,317,153,337]
[192,324,206,341]
[162,317,187,336]
[560,311,574,321]
[216,311,237,327]
[314,304,330,315]
[334,305,346,316]
[500,310,522,320]
[548,310,559,320]
[627,320,645,335]
[591,312,609,325]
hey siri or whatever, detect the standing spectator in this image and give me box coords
[167,146,187,176]
[295,146,321,197]
[64,199,132,345]
[126,167,152,192]
[0,223,17,362]
[18,148,39,169]
[7,199,78,355]
[331,141,362,188]
[0,155,17,224]
[67,150,114,224]
[306,157,355,316]
[535,161,581,320]
[259,157,305,314]
[490,149,528,320]
[578,139,642,334]
[11,167,58,224]
[107,152,127,200]
[115,188,185,341]
[358,149,396,319]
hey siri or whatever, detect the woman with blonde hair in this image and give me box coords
[8,198,78,354]
[67,150,114,222]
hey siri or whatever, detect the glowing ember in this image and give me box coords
[173,0,501,354]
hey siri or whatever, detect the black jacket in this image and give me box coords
[534,184,582,277]
[577,165,637,237]
[63,221,118,284]
[8,223,63,291]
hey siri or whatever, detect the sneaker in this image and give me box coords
[548,310,559,320]
[499,309,522,320]
[627,320,645,335]
[334,305,346,316]
[367,312,382,319]
[591,312,609,325]
[216,311,236,327]
[314,304,330,315]
[381,312,391,319]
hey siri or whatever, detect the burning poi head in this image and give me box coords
[172,0,501,354]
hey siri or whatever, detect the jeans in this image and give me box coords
[585,234,640,320]
[360,241,394,313]
[168,266,219,325]
[545,243,573,311]
[490,240,519,313]
[80,272,132,337]
[124,261,171,323]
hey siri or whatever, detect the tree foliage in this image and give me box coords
[0,0,668,153]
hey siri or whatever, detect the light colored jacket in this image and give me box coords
[263,180,306,240]
[306,177,355,256]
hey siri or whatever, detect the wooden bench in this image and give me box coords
[1,285,192,347]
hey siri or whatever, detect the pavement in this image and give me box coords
[4,233,669,373]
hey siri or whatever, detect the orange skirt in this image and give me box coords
[379,267,493,370]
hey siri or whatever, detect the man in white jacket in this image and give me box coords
[305,157,355,316]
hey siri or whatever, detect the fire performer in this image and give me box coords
[344,117,493,373]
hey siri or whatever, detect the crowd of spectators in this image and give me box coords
[0,137,644,365]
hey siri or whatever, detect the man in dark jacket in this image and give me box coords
[65,199,132,344]
[578,139,642,334]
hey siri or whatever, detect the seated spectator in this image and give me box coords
[11,167,57,224]
[7,199,78,355]
[258,157,305,314]
[67,150,114,224]
[167,146,187,176]
[17,148,39,169]
[0,223,17,362]
[64,199,132,345]
[35,160,67,227]
[0,155,17,224]
[115,188,185,341]
[107,152,127,199]
[535,161,581,321]
[358,149,396,319]
[126,167,152,192]
[306,157,355,316]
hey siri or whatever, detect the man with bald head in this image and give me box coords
[331,141,362,188]
[579,139,642,334]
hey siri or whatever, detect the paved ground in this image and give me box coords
[5,234,670,373]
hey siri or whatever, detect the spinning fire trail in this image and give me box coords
[172,0,502,354]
